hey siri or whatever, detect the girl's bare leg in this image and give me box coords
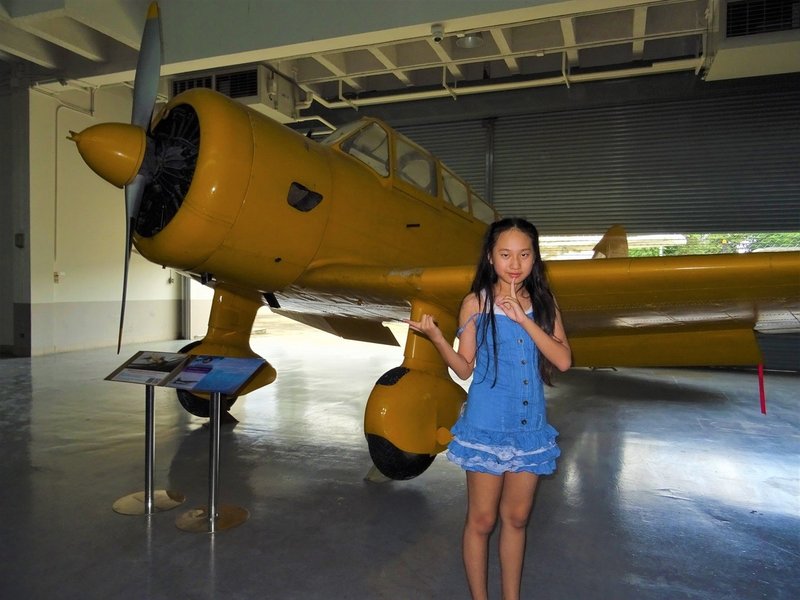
[498,472,538,600]
[463,471,504,600]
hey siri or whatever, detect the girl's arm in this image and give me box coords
[496,283,572,372]
[519,307,571,372]
[405,295,479,380]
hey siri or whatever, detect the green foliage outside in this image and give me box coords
[628,232,800,257]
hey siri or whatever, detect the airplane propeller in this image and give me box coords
[69,2,162,352]
[120,1,162,353]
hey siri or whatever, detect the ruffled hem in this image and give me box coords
[446,419,560,475]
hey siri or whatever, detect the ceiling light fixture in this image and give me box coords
[456,32,484,49]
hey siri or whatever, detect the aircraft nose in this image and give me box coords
[68,123,146,188]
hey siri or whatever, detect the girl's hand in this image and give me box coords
[496,277,527,322]
[404,314,444,342]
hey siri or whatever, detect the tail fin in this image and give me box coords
[592,225,629,258]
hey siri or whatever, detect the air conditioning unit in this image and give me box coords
[704,0,800,81]
[170,64,300,123]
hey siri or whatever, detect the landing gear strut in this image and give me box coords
[173,285,276,419]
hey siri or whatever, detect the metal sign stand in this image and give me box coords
[113,384,186,515]
[174,391,249,533]
[107,351,264,532]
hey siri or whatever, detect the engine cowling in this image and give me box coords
[135,88,333,292]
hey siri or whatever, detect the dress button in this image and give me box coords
[523,379,528,385]
[523,400,529,406]
[521,419,528,425]
[517,339,523,344]
[521,359,527,365]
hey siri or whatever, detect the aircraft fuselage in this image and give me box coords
[135,89,490,308]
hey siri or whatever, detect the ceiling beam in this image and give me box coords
[368,46,412,85]
[312,53,363,92]
[0,20,60,68]
[13,15,107,62]
[489,27,519,74]
[560,17,579,67]
[427,39,463,79]
[632,6,648,60]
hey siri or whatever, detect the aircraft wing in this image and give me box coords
[549,251,799,367]
[277,251,800,367]
[273,265,472,346]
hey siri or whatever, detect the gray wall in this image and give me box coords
[0,88,12,353]
[0,82,31,355]
[0,83,184,357]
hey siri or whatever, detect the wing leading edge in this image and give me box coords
[278,251,799,367]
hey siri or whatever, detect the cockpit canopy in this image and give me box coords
[323,119,497,224]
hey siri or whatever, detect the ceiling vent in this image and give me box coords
[170,65,300,123]
[704,0,800,80]
[726,0,799,37]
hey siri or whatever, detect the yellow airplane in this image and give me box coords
[70,3,800,479]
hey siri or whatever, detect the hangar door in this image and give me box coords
[399,85,800,235]
[397,84,800,370]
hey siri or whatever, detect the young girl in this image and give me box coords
[406,217,571,600]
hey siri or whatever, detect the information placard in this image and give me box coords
[164,355,265,395]
[106,351,189,386]
[107,351,265,395]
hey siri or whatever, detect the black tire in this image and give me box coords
[175,341,238,418]
[366,434,435,480]
[175,387,237,418]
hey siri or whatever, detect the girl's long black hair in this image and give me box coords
[470,217,559,386]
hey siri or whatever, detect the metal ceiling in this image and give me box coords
[1,0,799,123]
[276,0,709,110]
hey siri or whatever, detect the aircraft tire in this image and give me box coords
[175,388,237,418]
[174,341,238,418]
[366,433,435,480]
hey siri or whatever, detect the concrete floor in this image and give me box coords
[0,315,798,599]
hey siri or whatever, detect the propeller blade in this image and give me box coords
[118,1,161,351]
[118,216,133,354]
[126,172,147,225]
[117,164,148,352]
[131,2,162,130]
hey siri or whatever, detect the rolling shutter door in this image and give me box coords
[396,85,799,370]
[491,88,800,234]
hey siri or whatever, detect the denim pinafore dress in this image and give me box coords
[446,306,560,475]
